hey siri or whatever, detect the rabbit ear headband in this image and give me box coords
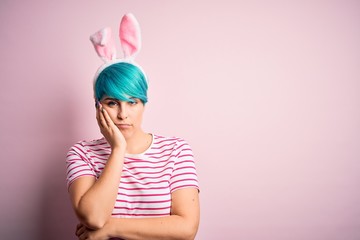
[90,13,146,83]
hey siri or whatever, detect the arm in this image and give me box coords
[69,105,126,229]
[77,188,200,240]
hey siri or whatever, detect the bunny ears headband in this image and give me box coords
[90,13,145,82]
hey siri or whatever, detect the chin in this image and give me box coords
[120,130,133,139]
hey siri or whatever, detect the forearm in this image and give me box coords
[76,148,125,229]
[107,215,199,240]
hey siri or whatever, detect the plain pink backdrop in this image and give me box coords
[1,0,359,239]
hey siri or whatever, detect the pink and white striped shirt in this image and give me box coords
[66,134,199,218]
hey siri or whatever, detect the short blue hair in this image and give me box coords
[94,62,148,104]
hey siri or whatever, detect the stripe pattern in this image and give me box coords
[66,134,199,218]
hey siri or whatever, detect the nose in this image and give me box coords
[117,102,128,120]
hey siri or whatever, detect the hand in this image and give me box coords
[75,223,110,240]
[96,103,127,151]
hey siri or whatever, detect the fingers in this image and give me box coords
[75,223,86,237]
[102,106,115,127]
[76,223,92,240]
[98,106,107,128]
[96,103,108,129]
[95,103,126,149]
[96,104,115,129]
[96,102,102,128]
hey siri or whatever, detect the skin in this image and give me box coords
[99,97,152,153]
[69,96,200,240]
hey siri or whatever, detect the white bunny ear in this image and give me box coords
[119,13,142,60]
[90,27,116,62]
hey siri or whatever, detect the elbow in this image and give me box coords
[75,207,108,230]
[75,198,109,230]
[80,215,107,230]
[180,221,199,240]
[184,230,198,240]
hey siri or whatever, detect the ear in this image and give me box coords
[119,13,141,59]
[90,27,116,62]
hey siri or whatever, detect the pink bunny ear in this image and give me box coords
[90,27,116,62]
[119,13,141,59]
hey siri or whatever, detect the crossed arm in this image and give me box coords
[68,106,200,240]
[70,178,199,240]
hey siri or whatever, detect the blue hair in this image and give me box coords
[94,62,148,104]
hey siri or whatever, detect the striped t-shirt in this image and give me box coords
[66,134,199,218]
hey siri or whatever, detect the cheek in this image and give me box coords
[104,107,118,121]
[133,108,144,122]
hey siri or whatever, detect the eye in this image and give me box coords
[128,99,138,105]
[105,100,118,107]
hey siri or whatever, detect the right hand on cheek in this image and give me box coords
[96,103,127,151]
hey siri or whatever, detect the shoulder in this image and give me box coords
[152,134,193,152]
[152,134,188,144]
[67,137,108,155]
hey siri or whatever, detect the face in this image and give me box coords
[100,96,145,139]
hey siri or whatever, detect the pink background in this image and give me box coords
[1,0,359,239]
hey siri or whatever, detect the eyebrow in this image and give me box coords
[102,97,118,101]
[102,97,137,102]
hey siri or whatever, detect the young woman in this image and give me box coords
[66,14,200,240]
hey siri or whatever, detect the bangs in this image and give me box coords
[94,62,148,104]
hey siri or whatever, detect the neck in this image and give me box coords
[124,130,152,154]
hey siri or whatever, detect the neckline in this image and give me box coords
[125,133,154,157]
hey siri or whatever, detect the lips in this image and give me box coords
[116,124,132,129]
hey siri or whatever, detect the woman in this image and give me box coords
[66,13,200,240]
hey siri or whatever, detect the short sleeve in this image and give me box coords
[66,143,96,190]
[169,139,199,193]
